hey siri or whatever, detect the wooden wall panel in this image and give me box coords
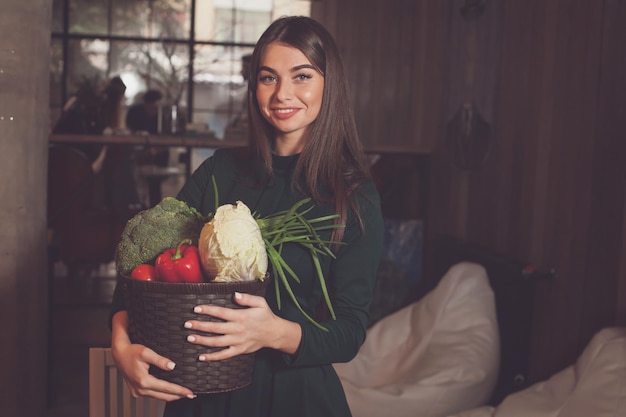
[528,0,605,378]
[407,2,449,153]
[442,0,506,243]
[432,0,624,381]
[583,0,626,333]
[615,197,626,326]
[313,0,447,152]
[314,0,626,387]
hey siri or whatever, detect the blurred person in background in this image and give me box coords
[52,75,142,213]
[126,89,163,135]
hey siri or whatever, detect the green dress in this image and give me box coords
[112,148,384,417]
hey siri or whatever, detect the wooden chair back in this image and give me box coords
[89,347,165,417]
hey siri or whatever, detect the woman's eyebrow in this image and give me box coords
[291,64,316,72]
[258,64,316,74]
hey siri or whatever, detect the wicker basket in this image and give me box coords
[120,275,271,394]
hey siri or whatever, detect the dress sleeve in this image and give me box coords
[284,181,384,366]
[176,151,217,212]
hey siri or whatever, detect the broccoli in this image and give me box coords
[115,197,207,276]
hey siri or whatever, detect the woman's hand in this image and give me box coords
[183,292,302,361]
[111,311,195,401]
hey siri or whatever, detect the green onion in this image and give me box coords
[255,197,344,331]
[207,178,343,331]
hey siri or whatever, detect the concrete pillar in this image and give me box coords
[0,1,51,416]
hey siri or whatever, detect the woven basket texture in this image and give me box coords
[120,275,270,394]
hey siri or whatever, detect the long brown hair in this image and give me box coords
[247,16,372,242]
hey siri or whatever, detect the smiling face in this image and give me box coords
[255,42,325,155]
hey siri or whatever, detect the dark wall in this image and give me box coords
[315,0,626,384]
[0,1,52,416]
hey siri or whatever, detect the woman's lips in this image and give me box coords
[272,108,300,120]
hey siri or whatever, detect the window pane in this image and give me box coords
[51,0,64,33]
[52,0,313,136]
[50,38,65,126]
[108,40,189,107]
[193,44,251,138]
[194,0,218,42]
[195,0,271,43]
[272,0,311,20]
[50,38,64,108]
[66,39,109,95]
[107,41,150,104]
[111,0,151,37]
[150,0,192,39]
[235,9,272,43]
[117,0,191,39]
[69,0,108,35]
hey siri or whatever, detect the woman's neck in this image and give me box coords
[273,133,305,156]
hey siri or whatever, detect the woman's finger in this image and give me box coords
[192,293,268,319]
[197,346,240,362]
[184,318,243,336]
[138,345,177,372]
[232,291,267,308]
[133,374,197,400]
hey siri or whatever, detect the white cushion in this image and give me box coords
[334,262,500,417]
[449,406,495,417]
[453,327,626,417]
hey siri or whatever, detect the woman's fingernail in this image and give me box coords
[187,335,196,342]
[167,362,176,370]
[187,394,197,399]
[198,355,206,361]
[194,306,202,313]
[235,292,242,300]
[184,321,192,328]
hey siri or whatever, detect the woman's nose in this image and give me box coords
[275,80,293,101]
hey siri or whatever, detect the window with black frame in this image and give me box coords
[50,0,311,139]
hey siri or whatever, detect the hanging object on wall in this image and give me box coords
[445,101,491,170]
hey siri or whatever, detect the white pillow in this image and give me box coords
[335,262,500,417]
[471,327,626,417]
[448,406,496,417]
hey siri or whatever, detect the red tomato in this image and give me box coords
[131,264,157,281]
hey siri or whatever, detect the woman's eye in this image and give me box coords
[259,75,276,83]
[295,73,313,81]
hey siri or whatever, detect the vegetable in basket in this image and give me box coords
[116,186,343,328]
[115,197,206,276]
[198,201,268,282]
[130,264,156,281]
[154,239,204,283]
[198,198,344,331]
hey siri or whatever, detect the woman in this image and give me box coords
[110,16,384,417]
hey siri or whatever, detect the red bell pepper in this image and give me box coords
[131,264,157,281]
[154,239,205,283]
